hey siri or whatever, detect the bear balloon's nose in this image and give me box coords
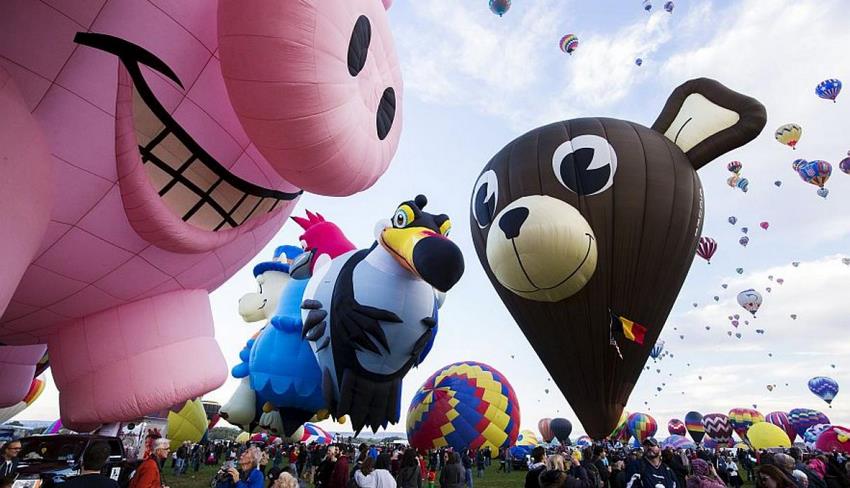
[499,207,529,239]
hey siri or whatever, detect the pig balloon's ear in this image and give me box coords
[652,78,766,170]
[382,0,393,10]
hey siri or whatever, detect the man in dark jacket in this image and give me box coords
[593,446,611,488]
[62,441,119,488]
[0,440,20,479]
[526,446,547,488]
[625,439,677,488]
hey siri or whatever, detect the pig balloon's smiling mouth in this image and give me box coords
[75,32,301,236]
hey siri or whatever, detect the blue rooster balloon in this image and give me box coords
[808,376,839,407]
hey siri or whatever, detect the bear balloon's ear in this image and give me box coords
[652,78,766,170]
[382,0,393,10]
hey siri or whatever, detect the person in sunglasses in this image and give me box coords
[0,440,20,479]
[625,439,677,488]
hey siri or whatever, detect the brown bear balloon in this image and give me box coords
[470,78,766,439]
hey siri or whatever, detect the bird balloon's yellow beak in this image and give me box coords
[380,227,464,292]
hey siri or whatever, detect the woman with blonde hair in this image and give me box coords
[274,471,299,488]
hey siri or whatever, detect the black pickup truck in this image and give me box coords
[12,434,133,487]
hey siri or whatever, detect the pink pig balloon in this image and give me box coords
[0,0,401,429]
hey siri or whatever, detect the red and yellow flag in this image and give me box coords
[617,316,647,345]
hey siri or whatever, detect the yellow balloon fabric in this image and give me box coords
[235,431,250,444]
[167,399,208,446]
[748,421,792,449]
[516,430,540,446]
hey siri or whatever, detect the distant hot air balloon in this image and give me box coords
[739,236,749,247]
[808,376,839,406]
[760,222,769,230]
[668,419,686,436]
[559,34,579,54]
[816,79,842,102]
[766,411,797,441]
[728,408,764,440]
[539,418,554,443]
[839,151,850,174]
[775,124,802,150]
[696,237,718,263]
[627,412,657,442]
[737,289,762,316]
[664,1,675,13]
[727,161,743,174]
[788,408,830,437]
[643,0,653,11]
[650,340,665,360]
[728,216,737,225]
[551,418,573,445]
[489,0,511,17]
[407,362,520,451]
[702,413,734,444]
[635,58,643,67]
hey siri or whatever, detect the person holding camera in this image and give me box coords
[219,446,265,488]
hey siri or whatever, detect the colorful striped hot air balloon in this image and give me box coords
[788,408,830,437]
[685,411,705,444]
[650,341,665,360]
[539,418,554,443]
[627,412,657,442]
[559,34,579,55]
[610,410,630,441]
[668,419,686,437]
[662,435,695,449]
[728,408,764,440]
[765,411,797,441]
[816,79,842,102]
[696,237,718,263]
[406,362,520,452]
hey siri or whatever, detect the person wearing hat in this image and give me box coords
[625,438,677,488]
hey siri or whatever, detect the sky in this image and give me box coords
[16,0,850,440]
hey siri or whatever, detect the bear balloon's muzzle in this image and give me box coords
[485,195,598,302]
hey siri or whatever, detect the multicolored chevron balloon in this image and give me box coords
[803,423,831,448]
[728,408,764,439]
[766,411,797,442]
[789,408,830,437]
[627,412,658,442]
[406,362,520,451]
[702,413,734,444]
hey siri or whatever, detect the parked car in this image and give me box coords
[12,434,132,487]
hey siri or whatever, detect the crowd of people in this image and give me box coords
[2,433,850,488]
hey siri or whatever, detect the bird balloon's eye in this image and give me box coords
[472,170,498,228]
[300,239,307,250]
[392,206,412,228]
[552,134,618,196]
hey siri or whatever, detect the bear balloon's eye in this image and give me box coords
[472,170,499,228]
[348,15,372,77]
[552,134,618,196]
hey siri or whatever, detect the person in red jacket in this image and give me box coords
[130,438,170,488]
